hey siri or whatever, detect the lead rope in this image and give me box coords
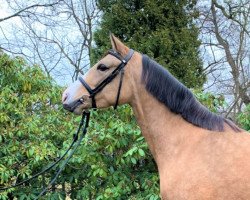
[0,111,90,199]
[35,111,90,199]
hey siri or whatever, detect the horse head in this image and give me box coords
[62,34,136,114]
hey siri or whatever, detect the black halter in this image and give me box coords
[78,49,134,109]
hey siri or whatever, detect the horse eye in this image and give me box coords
[97,64,109,71]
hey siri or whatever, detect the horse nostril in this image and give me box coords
[62,92,69,103]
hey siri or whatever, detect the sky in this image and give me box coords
[0,1,218,88]
[0,1,82,86]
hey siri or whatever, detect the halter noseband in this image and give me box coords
[78,49,134,109]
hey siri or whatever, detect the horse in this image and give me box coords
[62,34,250,200]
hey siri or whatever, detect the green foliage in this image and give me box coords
[194,90,226,113]
[92,0,205,88]
[237,104,250,131]
[0,52,76,199]
[0,52,159,199]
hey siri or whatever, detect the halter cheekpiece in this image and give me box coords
[78,49,134,109]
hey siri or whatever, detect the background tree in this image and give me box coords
[0,0,100,82]
[0,51,77,199]
[1,0,249,199]
[0,0,61,23]
[93,0,206,88]
[197,0,250,118]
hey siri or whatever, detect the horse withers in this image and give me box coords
[62,34,250,200]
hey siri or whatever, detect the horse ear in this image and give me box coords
[110,33,129,56]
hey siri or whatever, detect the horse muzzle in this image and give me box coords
[63,96,85,113]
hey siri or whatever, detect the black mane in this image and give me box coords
[141,55,239,132]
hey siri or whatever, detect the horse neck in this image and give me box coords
[129,70,205,169]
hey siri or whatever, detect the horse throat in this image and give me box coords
[130,82,205,168]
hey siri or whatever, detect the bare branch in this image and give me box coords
[212,0,250,35]
[0,0,62,22]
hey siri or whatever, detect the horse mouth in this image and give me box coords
[62,101,77,111]
[63,100,91,115]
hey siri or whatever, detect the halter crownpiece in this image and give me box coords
[78,49,134,109]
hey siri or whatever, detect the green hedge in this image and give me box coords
[237,104,250,131]
[0,53,159,199]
